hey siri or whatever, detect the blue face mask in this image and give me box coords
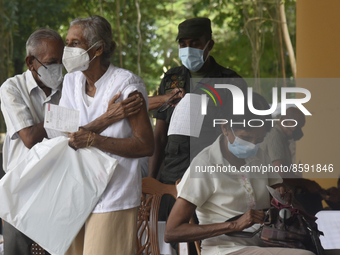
[178,40,210,72]
[226,127,262,159]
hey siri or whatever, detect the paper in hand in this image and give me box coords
[167,93,206,137]
[266,185,287,205]
[44,104,80,134]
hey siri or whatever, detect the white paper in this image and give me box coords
[316,211,340,249]
[44,104,80,133]
[266,185,287,205]
[167,93,205,137]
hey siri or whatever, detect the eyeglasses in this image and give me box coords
[157,90,181,113]
[34,57,47,77]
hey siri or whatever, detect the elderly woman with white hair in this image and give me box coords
[60,15,154,255]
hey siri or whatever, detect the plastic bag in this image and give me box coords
[0,136,118,255]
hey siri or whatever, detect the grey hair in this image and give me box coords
[26,28,63,56]
[70,15,116,65]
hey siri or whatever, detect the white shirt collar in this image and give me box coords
[26,70,39,94]
[94,65,114,88]
[78,64,115,90]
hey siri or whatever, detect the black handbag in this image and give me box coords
[225,200,324,255]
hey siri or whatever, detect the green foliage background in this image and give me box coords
[0,0,296,133]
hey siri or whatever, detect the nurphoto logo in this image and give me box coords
[199,84,312,128]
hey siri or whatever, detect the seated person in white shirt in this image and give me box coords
[60,15,154,255]
[164,93,317,255]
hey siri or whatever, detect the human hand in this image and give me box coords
[68,127,94,149]
[233,209,265,232]
[168,88,185,107]
[274,184,293,205]
[106,91,143,123]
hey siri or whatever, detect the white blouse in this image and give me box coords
[177,135,282,255]
[59,64,148,213]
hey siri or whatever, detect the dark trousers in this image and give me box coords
[3,221,50,255]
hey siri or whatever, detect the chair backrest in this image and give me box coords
[1,219,45,255]
[31,243,45,255]
[136,177,177,255]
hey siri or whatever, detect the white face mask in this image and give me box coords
[62,41,100,73]
[34,58,63,90]
[226,127,262,159]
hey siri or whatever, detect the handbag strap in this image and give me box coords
[224,225,263,238]
[224,209,269,238]
[301,215,325,255]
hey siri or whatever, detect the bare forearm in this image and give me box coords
[83,93,144,133]
[92,135,154,158]
[165,199,264,244]
[18,122,47,149]
[148,95,168,111]
[165,221,237,243]
[82,113,111,134]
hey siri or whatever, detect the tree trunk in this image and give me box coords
[280,2,296,78]
[135,0,142,76]
[116,0,123,68]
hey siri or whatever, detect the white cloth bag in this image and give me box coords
[0,136,118,255]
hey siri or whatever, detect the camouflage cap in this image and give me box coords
[176,17,212,41]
